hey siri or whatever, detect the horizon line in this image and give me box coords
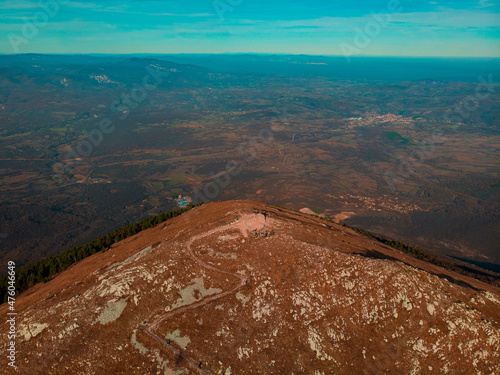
[1,52,500,59]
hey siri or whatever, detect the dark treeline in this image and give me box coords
[335,219,500,287]
[0,204,201,303]
[303,210,500,287]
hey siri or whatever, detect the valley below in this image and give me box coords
[0,54,499,271]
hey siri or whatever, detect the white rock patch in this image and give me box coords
[19,323,48,341]
[95,299,127,325]
[427,303,435,316]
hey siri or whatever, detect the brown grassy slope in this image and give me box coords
[1,200,499,374]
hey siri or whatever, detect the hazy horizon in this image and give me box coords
[2,52,500,58]
[1,0,499,57]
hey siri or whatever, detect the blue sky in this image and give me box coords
[0,0,499,56]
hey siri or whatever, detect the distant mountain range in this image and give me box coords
[0,55,210,89]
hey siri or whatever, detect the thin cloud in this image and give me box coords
[0,1,39,9]
[478,0,496,8]
[64,2,212,17]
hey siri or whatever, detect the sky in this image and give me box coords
[0,0,499,57]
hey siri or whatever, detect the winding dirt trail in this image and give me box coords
[278,133,300,174]
[139,221,251,374]
[278,133,298,161]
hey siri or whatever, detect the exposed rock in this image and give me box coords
[1,200,499,374]
[95,299,128,325]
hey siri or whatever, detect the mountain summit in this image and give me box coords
[2,201,499,374]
